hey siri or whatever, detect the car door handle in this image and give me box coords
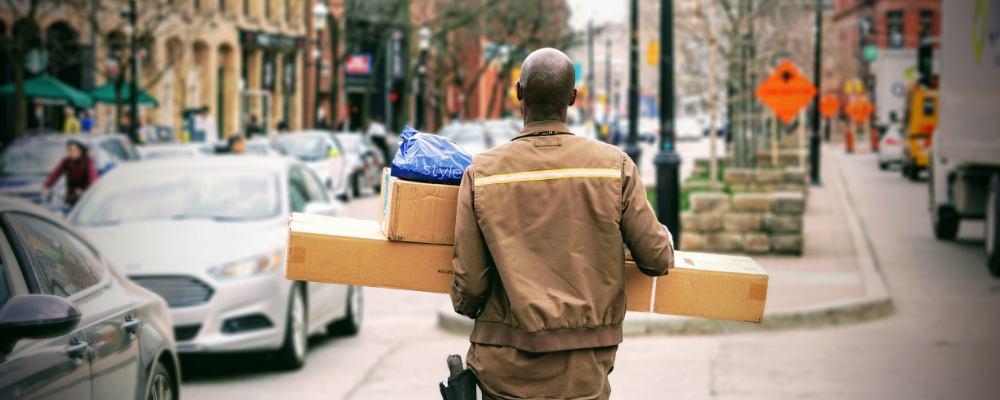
[66,341,88,358]
[122,318,141,334]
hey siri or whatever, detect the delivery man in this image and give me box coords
[451,48,675,399]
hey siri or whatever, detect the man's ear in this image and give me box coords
[516,81,523,101]
[568,88,577,107]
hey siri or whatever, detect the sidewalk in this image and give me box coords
[438,144,893,335]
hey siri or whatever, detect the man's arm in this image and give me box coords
[451,168,493,318]
[621,155,675,276]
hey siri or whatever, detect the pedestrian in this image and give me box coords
[138,116,155,143]
[451,48,674,400]
[276,119,289,133]
[41,139,98,208]
[80,110,94,134]
[246,114,264,138]
[366,116,389,166]
[201,108,218,144]
[226,134,247,154]
[62,107,80,134]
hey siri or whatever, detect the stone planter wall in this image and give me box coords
[680,168,807,255]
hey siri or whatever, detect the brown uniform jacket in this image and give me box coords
[451,120,674,353]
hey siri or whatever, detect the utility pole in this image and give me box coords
[654,0,681,247]
[625,0,641,164]
[587,20,594,121]
[128,0,139,142]
[809,0,823,185]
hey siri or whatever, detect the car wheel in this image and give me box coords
[933,205,960,241]
[878,161,888,170]
[146,362,175,400]
[987,174,1000,277]
[327,286,363,337]
[274,284,308,370]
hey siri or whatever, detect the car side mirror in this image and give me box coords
[0,295,81,353]
[303,201,340,216]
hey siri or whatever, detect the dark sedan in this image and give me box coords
[0,197,178,400]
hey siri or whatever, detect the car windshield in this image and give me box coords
[276,135,327,161]
[141,147,198,160]
[337,135,363,154]
[73,169,280,226]
[1,141,66,175]
[440,125,483,146]
[245,142,274,156]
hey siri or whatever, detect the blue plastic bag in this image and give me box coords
[390,125,472,185]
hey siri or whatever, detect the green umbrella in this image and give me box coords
[89,82,159,107]
[0,74,94,108]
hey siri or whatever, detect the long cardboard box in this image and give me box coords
[287,213,767,322]
[377,169,458,245]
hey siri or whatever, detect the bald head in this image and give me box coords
[517,48,576,122]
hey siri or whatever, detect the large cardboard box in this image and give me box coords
[377,169,458,245]
[629,253,768,323]
[287,214,767,321]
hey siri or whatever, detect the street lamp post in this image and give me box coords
[809,0,823,185]
[625,0,641,164]
[654,0,681,247]
[128,0,139,142]
[312,1,329,128]
[416,26,431,131]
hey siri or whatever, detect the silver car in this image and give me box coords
[68,156,361,370]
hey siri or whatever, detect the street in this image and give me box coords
[181,143,1000,399]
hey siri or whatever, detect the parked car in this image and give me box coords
[439,120,519,156]
[333,132,383,198]
[138,143,211,160]
[0,133,139,213]
[675,117,704,141]
[0,197,179,400]
[273,131,350,200]
[245,137,285,157]
[877,123,905,170]
[68,156,360,370]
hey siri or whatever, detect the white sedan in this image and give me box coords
[68,156,360,370]
[274,131,350,200]
[877,123,905,170]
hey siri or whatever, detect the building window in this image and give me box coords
[219,0,225,12]
[285,0,291,24]
[194,0,201,12]
[244,0,249,16]
[919,10,935,41]
[886,10,904,48]
[264,0,270,19]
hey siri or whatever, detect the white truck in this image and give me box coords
[871,48,916,125]
[930,0,1000,275]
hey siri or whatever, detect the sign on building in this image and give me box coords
[345,54,372,76]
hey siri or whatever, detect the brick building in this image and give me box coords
[831,0,941,95]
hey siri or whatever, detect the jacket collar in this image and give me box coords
[514,120,573,140]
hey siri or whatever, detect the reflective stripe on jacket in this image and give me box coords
[451,120,674,353]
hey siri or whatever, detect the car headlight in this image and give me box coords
[208,250,283,280]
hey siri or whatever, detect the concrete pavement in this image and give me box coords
[182,142,1000,399]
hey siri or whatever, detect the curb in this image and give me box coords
[437,147,893,336]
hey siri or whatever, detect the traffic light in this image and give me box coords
[918,40,937,88]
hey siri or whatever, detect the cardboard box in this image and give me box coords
[377,169,459,245]
[639,252,768,322]
[287,213,767,321]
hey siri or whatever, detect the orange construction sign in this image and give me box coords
[819,93,841,119]
[755,60,818,124]
[846,96,874,124]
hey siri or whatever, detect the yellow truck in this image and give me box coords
[901,83,938,181]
